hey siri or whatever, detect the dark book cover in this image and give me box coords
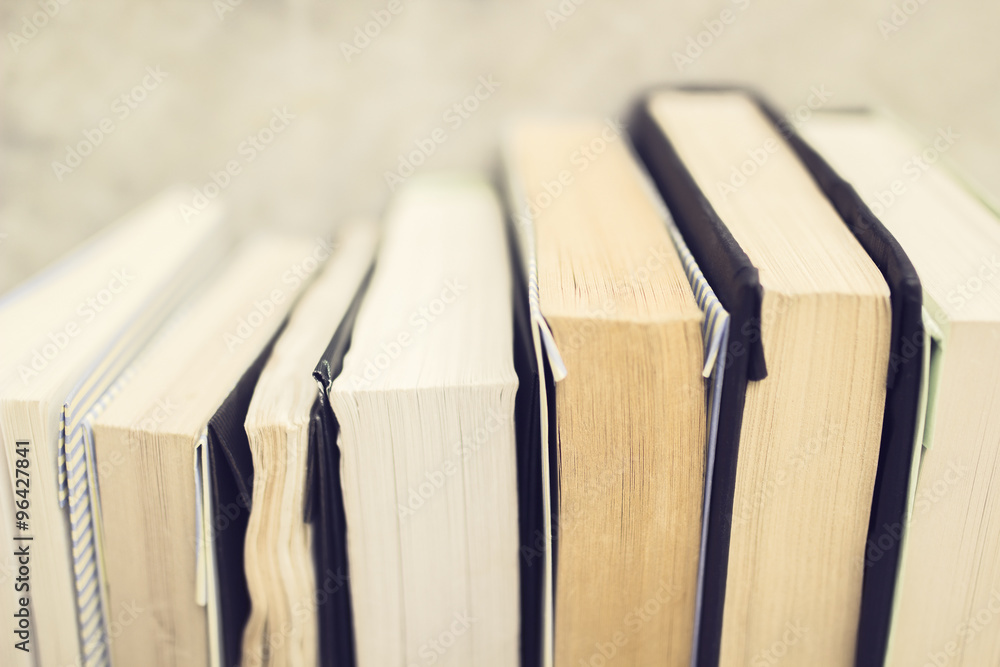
[505,203,546,667]
[207,319,287,667]
[310,265,373,667]
[628,90,767,667]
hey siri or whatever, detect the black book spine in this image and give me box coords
[310,264,374,667]
[627,94,766,667]
[504,210,546,667]
[208,319,287,667]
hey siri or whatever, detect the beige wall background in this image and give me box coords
[1,0,998,293]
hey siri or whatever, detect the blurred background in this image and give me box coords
[1,0,998,293]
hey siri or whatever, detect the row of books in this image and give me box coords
[2,87,998,667]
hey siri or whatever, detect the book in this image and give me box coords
[800,111,1000,667]
[630,89,894,665]
[0,188,228,667]
[503,118,717,667]
[237,220,377,667]
[92,234,318,667]
[763,102,925,667]
[328,173,522,667]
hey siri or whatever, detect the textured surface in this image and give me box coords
[1,0,998,293]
